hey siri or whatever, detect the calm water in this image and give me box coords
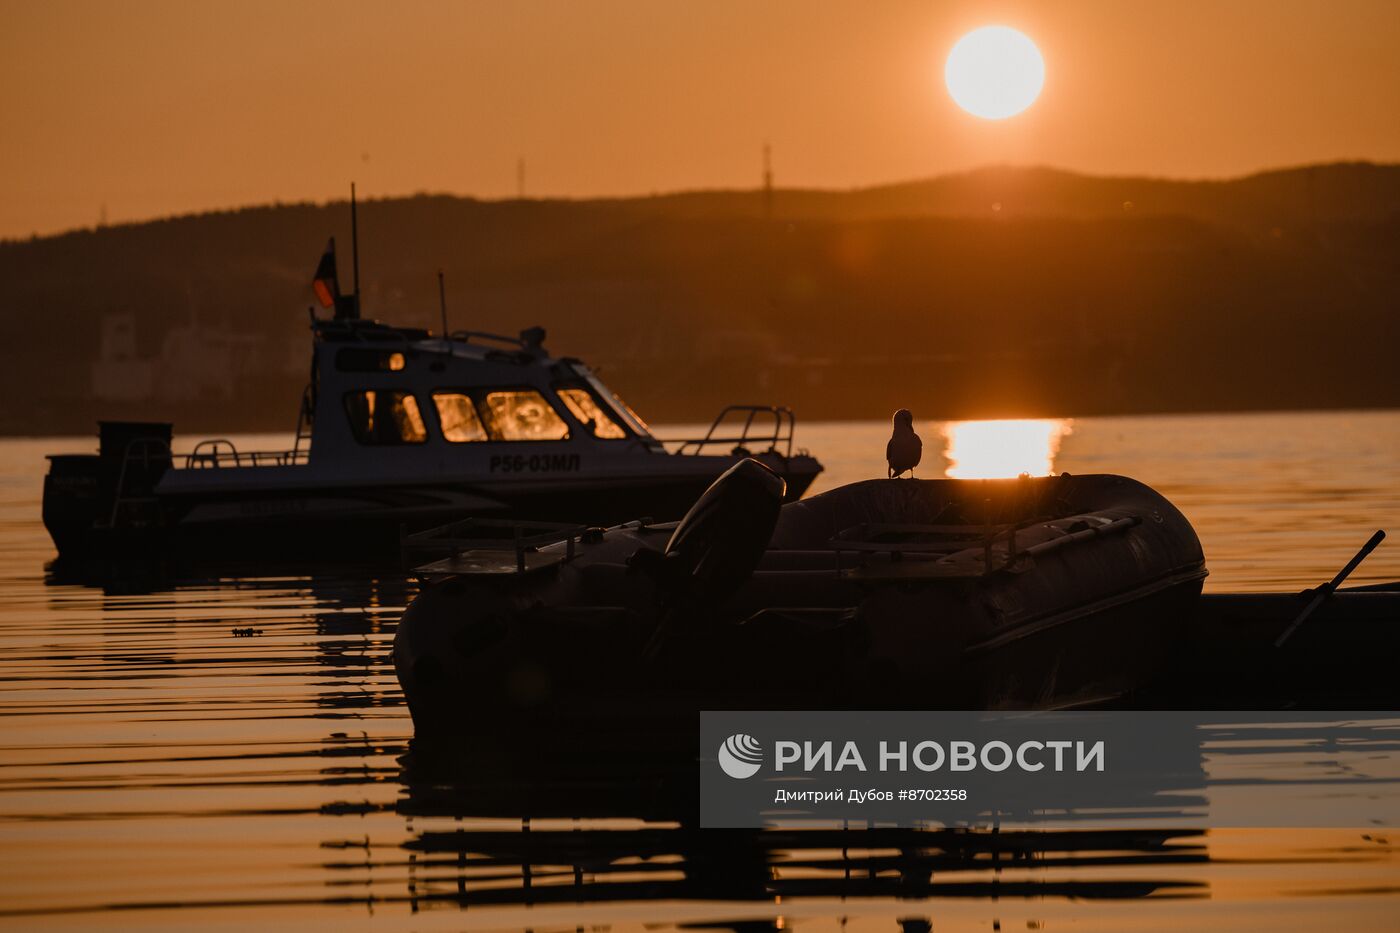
[1,411,1397,930]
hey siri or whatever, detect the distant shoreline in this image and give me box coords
[6,159,1398,244]
[7,162,1398,442]
[6,403,1397,442]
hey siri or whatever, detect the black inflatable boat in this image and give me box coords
[394,461,1207,733]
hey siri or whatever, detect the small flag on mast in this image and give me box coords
[312,238,339,309]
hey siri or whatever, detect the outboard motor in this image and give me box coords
[633,459,785,670]
[631,458,786,608]
[667,458,787,602]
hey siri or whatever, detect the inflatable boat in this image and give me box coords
[394,461,1207,732]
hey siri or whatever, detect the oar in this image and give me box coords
[1274,529,1386,648]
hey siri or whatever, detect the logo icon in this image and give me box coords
[718,733,763,779]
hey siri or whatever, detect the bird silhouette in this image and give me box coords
[886,409,922,478]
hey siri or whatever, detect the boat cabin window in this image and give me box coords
[337,348,407,372]
[481,390,570,441]
[556,386,626,439]
[431,392,489,443]
[344,390,427,445]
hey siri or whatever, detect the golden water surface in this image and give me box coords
[0,410,1397,930]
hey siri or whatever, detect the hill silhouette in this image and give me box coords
[3,162,1398,436]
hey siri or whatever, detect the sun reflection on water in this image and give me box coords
[942,418,1074,479]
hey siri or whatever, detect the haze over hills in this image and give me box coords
[4,162,1398,437]
[631,162,1400,229]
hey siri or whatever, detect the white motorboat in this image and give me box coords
[43,212,822,566]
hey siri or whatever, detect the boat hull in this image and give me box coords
[44,452,821,568]
[1127,587,1400,708]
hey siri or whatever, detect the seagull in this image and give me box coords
[886,409,922,478]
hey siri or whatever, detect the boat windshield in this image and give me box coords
[480,390,570,441]
[583,375,653,439]
[431,392,489,443]
[557,387,626,439]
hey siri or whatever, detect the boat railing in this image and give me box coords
[292,383,314,460]
[104,437,173,529]
[402,517,593,576]
[185,439,309,469]
[448,327,548,356]
[312,317,420,345]
[448,330,526,349]
[829,521,1018,577]
[828,515,1140,579]
[666,405,797,457]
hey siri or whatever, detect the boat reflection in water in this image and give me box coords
[391,735,1210,919]
[387,713,1400,921]
[942,418,1074,479]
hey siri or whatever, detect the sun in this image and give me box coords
[945,26,1045,120]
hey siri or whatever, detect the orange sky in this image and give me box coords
[3,0,1399,239]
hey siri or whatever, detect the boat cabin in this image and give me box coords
[44,316,823,562]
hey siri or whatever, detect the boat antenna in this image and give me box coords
[350,182,362,319]
[437,269,450,342]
